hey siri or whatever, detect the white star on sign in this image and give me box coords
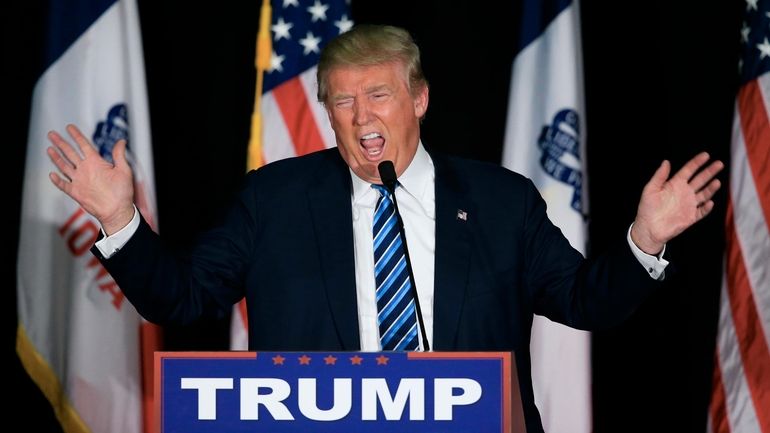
[307,0,329,22]
[335,14,354,34]
[300,31,321,54]
[283,0,299,7]
[746,0,758,11]
[272,17,293,41]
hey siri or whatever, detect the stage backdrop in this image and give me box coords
[6,1,739,432]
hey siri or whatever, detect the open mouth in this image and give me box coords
[360,132,385,161]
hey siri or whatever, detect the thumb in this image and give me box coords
[645,160,670,192]
[112,139,130,169]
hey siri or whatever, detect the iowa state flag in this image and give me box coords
[16,0,158,432]
[501,0,590,431]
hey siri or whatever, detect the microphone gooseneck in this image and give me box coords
[377,161,431,352]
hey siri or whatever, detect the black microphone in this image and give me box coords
[377,161,431,352]
[378,160,398,194]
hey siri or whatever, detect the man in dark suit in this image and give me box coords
[46,24,722,433]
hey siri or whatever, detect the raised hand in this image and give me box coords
[47,124,135,235]
[630,152,724,255]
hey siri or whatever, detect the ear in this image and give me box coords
[413,85,429,118]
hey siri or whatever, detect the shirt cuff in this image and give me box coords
[94,205,140,258]
[627,223,669,280]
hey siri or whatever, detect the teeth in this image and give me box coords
[361,132,381,140]
[367,148,382,155]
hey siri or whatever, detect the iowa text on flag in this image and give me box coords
[16,1,159,432]
[708,0,770,431]
[501,0,591,432]
[231,0,352,350]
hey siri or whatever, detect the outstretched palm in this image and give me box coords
[47,124,136,234]
[631,152,723,255]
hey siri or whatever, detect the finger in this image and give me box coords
[673,151,710,182]
[47,146,76,178]
[48,130,83,166]
[696,178,721,204]
[698,200,715,220]
[49,172,72,194]
[113,139,129,169]
[66,124,97,157]
[689,160,724,191]
[645,160,671,192]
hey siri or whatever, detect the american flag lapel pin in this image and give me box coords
[456,209,467,221]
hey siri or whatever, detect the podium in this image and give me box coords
[155,351,525,432]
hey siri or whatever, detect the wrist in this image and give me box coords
[100,205,135,236]
[630,222,664,256]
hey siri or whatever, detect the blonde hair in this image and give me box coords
[317,24,428,103]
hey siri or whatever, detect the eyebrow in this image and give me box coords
[364,84,390,94]
[330,84,392,102]
[331,94,354,102]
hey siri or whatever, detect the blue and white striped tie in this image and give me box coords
[372,184,419,351]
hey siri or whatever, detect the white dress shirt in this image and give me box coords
[96,143,668,351]
[351,143,436,351]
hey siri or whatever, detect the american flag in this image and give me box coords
[260,0,351,162]
[231,0,352,349]
[708,0,770,431]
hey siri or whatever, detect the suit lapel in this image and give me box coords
[431,154,472,350]
[307,151,360,350]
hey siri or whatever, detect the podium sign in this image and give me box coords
[156,351,524,433]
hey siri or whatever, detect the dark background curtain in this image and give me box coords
[4,1,741,431]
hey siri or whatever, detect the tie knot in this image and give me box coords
[372,183,398,198]
[371,183,390,198]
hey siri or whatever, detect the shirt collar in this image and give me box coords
[350,142,435,216]
[397,141,434,211]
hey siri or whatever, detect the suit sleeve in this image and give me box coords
[522,178,663,330]
[90,174,261,326]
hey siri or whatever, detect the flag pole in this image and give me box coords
[235,0,272,348]
[248,0,272,171]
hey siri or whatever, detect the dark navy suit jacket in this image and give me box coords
[95,148,661,432]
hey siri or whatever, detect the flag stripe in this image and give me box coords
[237,297,248,329]
[738,80,770,232]
[517,0,572,52]
[724,200,770,432]
[502,1,590,431]
[715,268,763,433]
[17,326,90,433]
[733,100,770,351]
[272,77,326,156]
[140,322,162,433]
[17,1,157,431]
[708,351,730,433]
[44,0,115,69]
[262,93,297,163]
[299,68,337,149]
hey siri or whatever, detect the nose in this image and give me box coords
[353,99,372,126]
